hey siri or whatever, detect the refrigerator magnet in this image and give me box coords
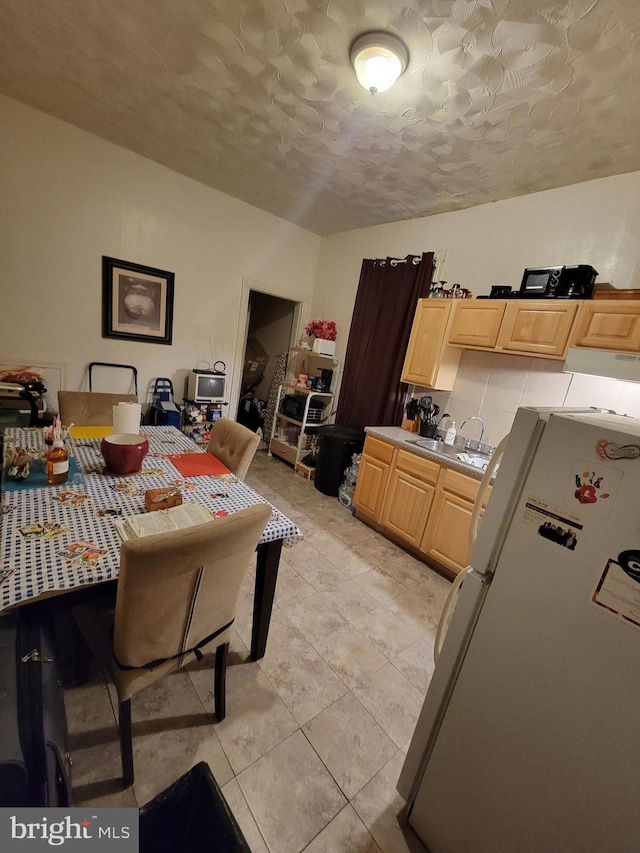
[592,549,640,630]
[565,460,623,518]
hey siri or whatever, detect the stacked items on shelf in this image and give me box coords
[269,346,339,469]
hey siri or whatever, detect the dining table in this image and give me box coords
[0,425,302,660]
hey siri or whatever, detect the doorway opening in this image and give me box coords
[237,290,298,439]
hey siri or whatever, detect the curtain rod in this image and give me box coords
[374,256,422,267]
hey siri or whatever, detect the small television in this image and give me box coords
[187,369,226,403]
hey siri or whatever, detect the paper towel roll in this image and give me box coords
[112,402,142,435]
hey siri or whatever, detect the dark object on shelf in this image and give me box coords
[518,265,598,299]
[315,425,365,496]
[139,761,250,853]
[310,368,334,392]
[490,285,513,298]
[0,611,71,807]
[301,452,318,467]
[282,394,326,423]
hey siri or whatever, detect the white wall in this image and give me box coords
[3,94,640,443]
[312,172,640,442]
[0,96,321,418]
[425,351,640,447]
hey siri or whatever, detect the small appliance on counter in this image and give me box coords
[481,265,599,299]
[517,264,598,298]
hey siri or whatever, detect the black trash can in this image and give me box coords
[139,762,250,853]
[315,425,365,496]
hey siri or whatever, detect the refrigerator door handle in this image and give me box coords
[434,566,471,664]
[468,433,510,550]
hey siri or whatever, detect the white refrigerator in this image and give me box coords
[398,406,640,853]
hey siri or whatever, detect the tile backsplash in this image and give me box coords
[411,350,640,447]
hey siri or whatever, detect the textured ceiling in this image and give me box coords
[1,0,639,235]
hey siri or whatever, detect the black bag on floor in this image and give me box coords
[0,611,72,807]
[139,762,250,853]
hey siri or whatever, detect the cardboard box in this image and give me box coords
[241,338,269,393]
[295,461,315,481]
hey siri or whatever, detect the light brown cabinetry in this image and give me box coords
[401,300,462,390]
[497,301,579,358]
[447,301,506,349]
[571,301,640,352]
[422,468,489,577]
[381,450,440,548]
[353,436,394,529]
[354,435,490,578]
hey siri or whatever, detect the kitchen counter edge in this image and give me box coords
[364,426,485,480]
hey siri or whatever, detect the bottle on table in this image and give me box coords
[47,439,69,485]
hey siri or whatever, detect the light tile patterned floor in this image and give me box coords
[64,448,451,851]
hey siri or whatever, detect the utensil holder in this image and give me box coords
[419,422,438,438]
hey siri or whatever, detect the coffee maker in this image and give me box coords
[311,368,333,392]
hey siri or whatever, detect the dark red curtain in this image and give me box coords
[335,252,434,431]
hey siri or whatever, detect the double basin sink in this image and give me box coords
[406,437,493,472]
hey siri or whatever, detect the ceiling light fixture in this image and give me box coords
[350,31,409,94]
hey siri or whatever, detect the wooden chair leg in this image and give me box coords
[118,699,134,788]
[214,643,229,721]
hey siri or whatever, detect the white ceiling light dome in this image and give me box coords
[350,31,409,94]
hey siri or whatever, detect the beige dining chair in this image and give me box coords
[58,391,137,426]
[206,418,260,479]
[72,502,271,788]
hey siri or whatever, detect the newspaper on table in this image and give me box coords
[115,502,213,541]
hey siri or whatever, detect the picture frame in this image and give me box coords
[102,256,174,345]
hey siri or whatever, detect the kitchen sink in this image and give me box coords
[406,437,495,472]
[456,452,492,471]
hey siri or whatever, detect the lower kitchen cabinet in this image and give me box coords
[354,436,491,578]
[381,451,440,548]
[422,468,490,577]
[353,435,394,529]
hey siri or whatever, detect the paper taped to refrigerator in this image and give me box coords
[592,552,640,630]
[522,495,583,551]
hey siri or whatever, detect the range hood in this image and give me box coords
[563,348,640,383]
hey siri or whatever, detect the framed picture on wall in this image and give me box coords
[102,256,174,345]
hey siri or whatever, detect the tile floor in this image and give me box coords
[64,448,452,852]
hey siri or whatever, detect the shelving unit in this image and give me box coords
[269,347,339,468]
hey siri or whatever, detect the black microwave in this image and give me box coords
[282,394,307,420]
[518,265,598,299]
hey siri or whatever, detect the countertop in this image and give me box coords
[364,425,490,480]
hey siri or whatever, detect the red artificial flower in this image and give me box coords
[304,319,337,341]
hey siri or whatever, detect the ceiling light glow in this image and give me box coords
[350,32,409,94]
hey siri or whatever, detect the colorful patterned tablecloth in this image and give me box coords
[0,426,302,611]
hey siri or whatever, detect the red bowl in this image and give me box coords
[101,433,149,475]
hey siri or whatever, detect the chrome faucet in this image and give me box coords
[460,416,485,449]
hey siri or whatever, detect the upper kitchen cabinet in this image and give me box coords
[497,300,580,358]
[401,300,462,390]
[571,301,640,352]
[447,300,506,349]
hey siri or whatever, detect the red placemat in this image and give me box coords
[168,453,231,478]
